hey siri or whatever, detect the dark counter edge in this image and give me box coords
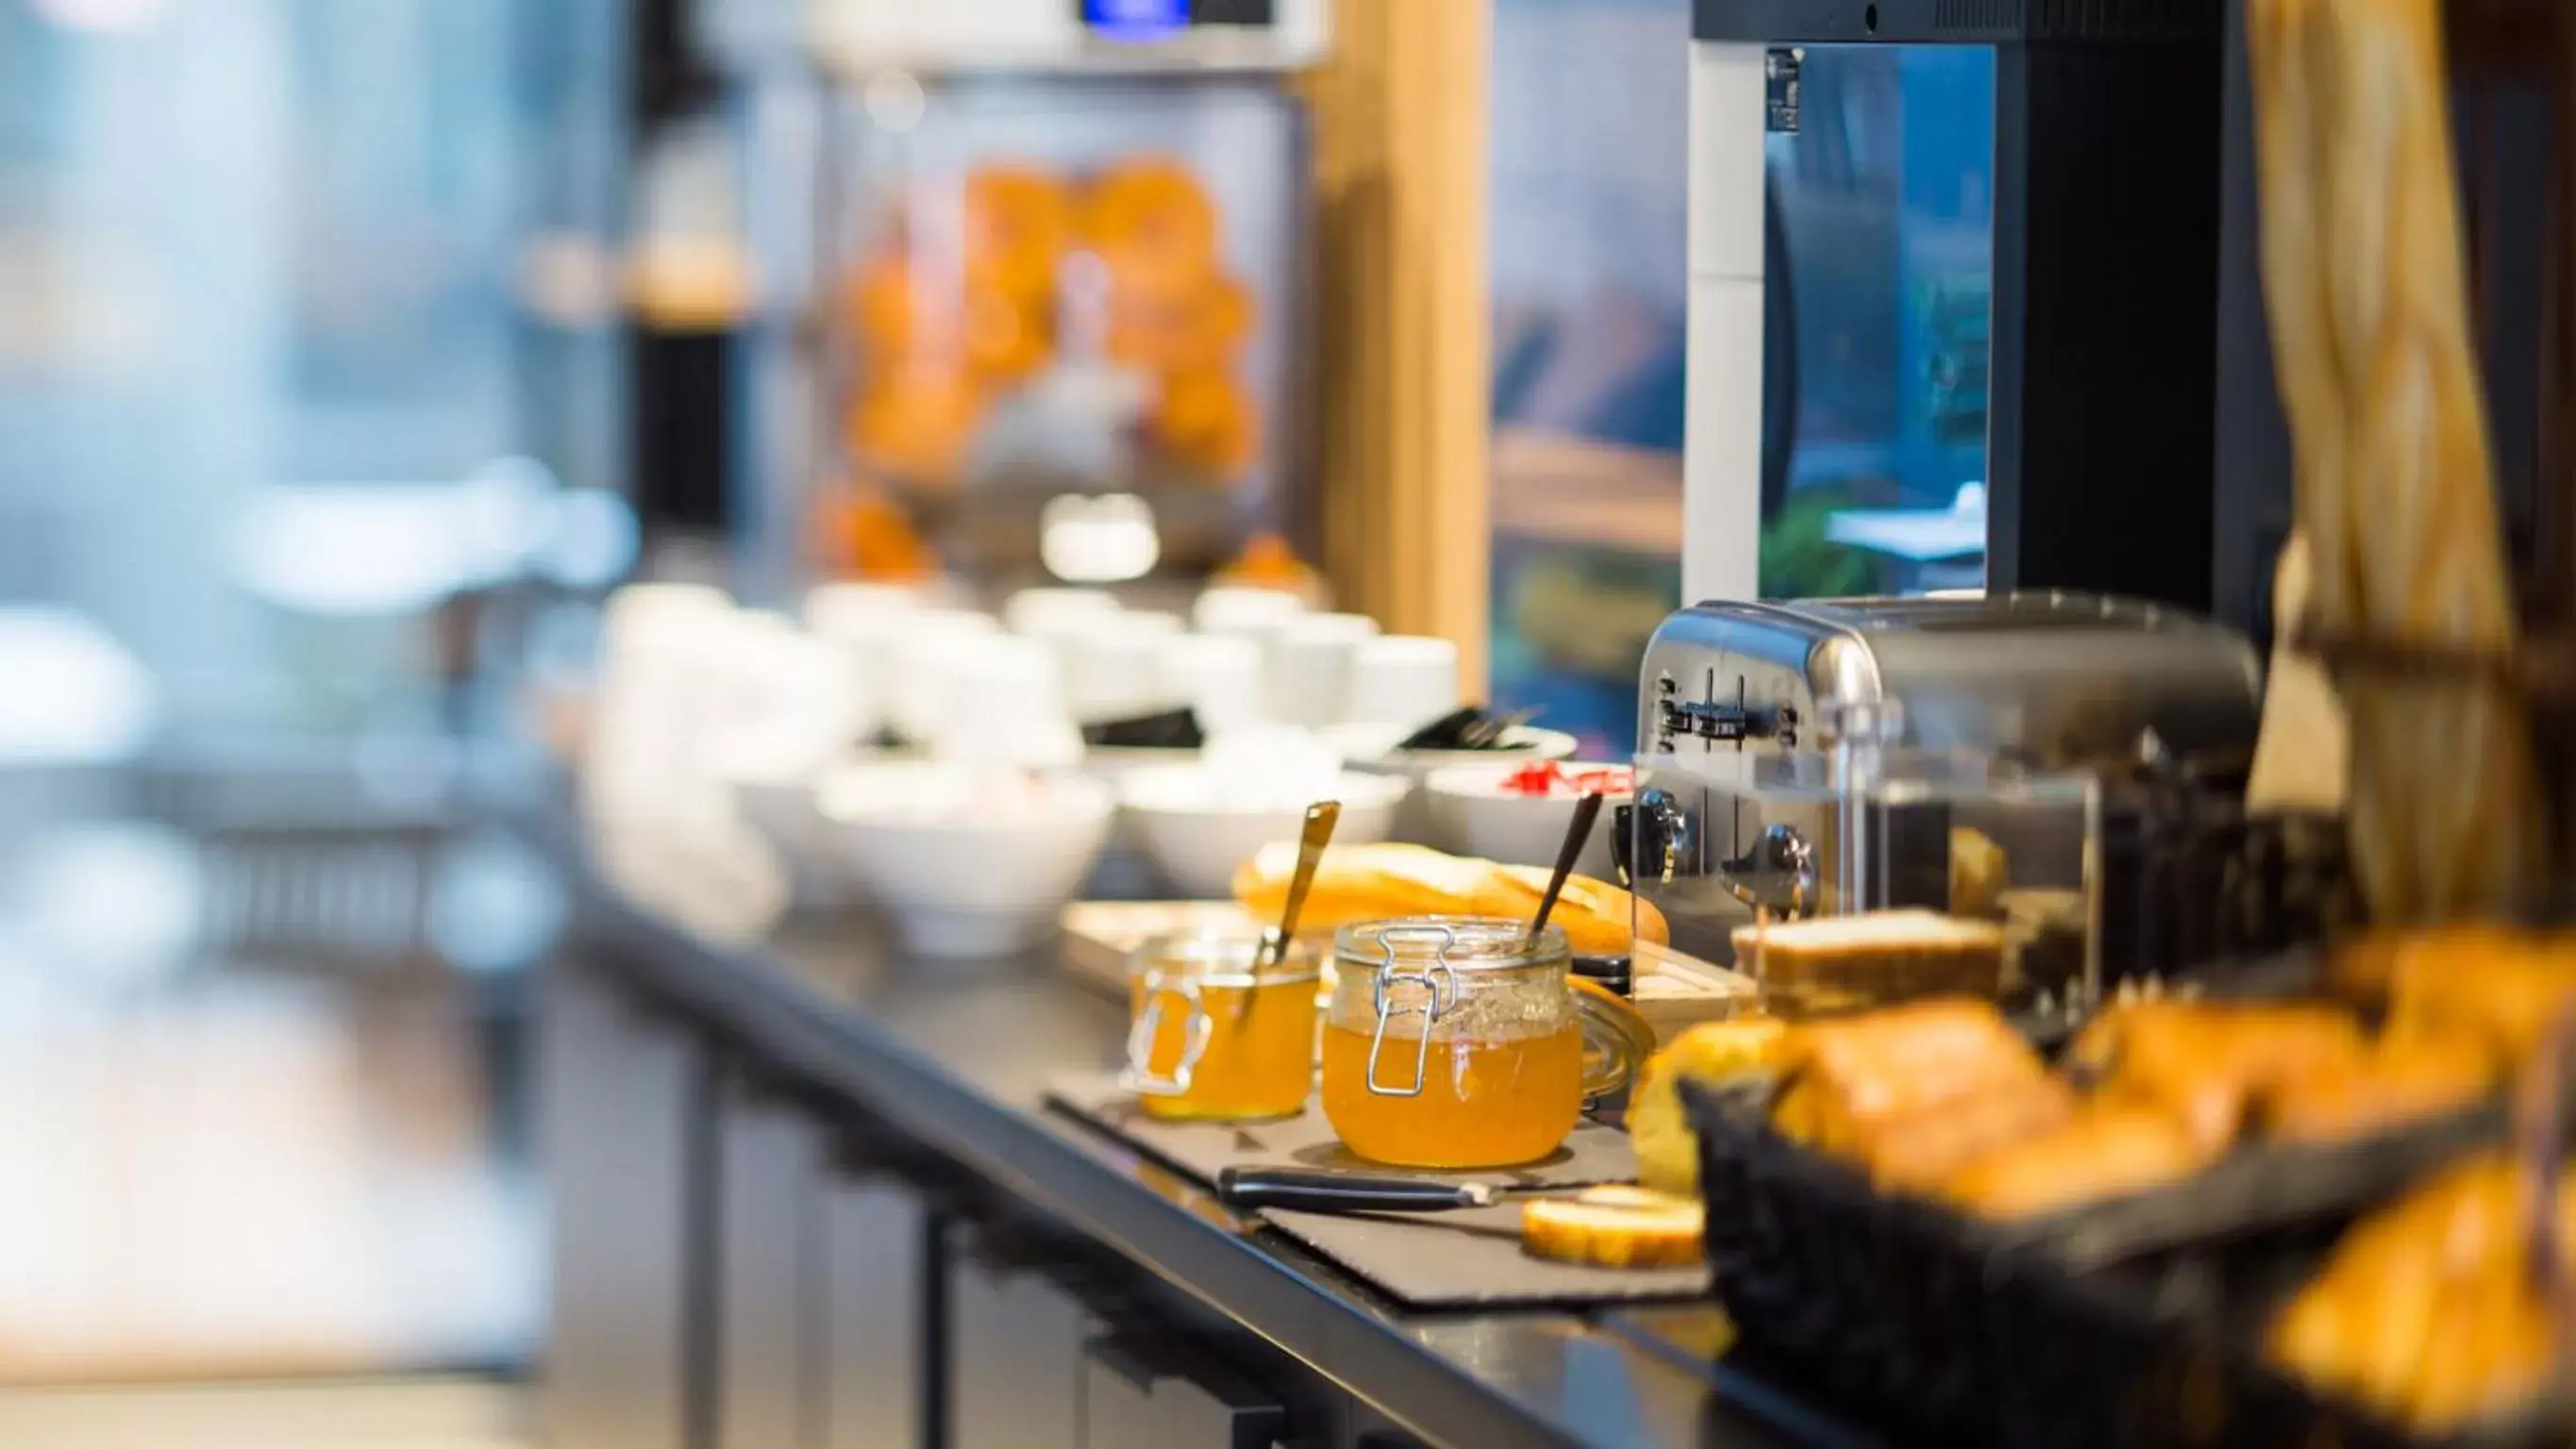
[536,816,1863,1449]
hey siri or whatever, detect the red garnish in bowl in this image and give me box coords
[1564,765,1633,796]
[1496,762,1631,797]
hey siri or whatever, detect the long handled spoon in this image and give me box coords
[1235,801,1339,1024]
[1529,791,1608,941]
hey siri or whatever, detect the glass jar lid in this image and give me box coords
[1332,916,1568,974]
[1132,929,1318,987]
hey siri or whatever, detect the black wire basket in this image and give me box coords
[1677,1077,2540,1448]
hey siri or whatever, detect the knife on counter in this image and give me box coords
[1215,1166,1601,1214]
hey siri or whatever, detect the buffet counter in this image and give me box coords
[538,811,1857,1449]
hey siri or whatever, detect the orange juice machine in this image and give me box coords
[713,1,1328,602]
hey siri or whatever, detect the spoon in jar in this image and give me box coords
[1236,801,1339,1024]
[1529,791,1608,942]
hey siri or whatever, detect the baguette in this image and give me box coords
[1520,1186,1704,1270]
[1230,841,1665,956]
[2250,0,2549,919]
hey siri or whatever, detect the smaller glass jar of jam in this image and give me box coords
[1123,930,1320,1121]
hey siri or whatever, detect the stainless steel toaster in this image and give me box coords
[1627,592,2265,972]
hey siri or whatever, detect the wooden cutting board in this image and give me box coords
[1058,901,1756,1045]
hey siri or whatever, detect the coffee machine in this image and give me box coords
[1681,0,2226,609]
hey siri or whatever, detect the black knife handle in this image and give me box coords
[1214,1167,1480,1213]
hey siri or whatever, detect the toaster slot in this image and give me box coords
[1650,671,1798,751]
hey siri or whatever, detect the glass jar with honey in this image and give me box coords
[1123,931,1319,1121]
[1322,918,1654,1169]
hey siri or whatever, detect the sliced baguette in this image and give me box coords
[1732,908,2008,1010]
[1520,1186,1705,1270]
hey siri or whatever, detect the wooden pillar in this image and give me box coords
[1302,0,1493,695]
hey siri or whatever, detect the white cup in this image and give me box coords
[805,608,909,727]
[602,581,731,643]
[1344,635,1461,731]
[587,587,745,829]
[728,625,874,770]
[1192,586,1307,640]
[1264,612,1380,728]
[1005,586,1122,636]
[928,635,1083,769]
[1159,634,1265,735]
[804,581,920,636]
[803,583,919,684]
[888,609,1002,744]
[1113,609,1184,639]
[1062,625,1168,724]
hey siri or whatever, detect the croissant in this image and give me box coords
[2272,1154,2576,1430]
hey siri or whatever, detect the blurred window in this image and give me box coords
[0,0,623,740]
[1486,0,1688,759]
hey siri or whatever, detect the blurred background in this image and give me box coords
[0,0,619,1439]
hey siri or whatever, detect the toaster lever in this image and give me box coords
[1657,697,1791,747]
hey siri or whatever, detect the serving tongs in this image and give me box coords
[1395,705,1539,753]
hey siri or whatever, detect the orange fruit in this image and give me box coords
[844,253,945,356]
[961,281,1053,383]
[816,490,941,581]
[847,368,981,483]
[1108,274,1254,372]
[1084,158,1220,300]
[963,164,1075,300]
[1215,532,1319,591]
[1153,368,1259,478]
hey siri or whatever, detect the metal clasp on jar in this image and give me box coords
[1365,924,1461,1098]
[1122,966,1212,1097]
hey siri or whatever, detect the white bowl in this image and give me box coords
[1424,761,1635,880]
[1079,745,1202,842]
[1079,744,1203,780]
[1117,766,1409,899]
[707,733,872,909]
[728,771,851,909]
[1324,724,1581,844]
[1324,722,1581,774]
[817,764,1113,957]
